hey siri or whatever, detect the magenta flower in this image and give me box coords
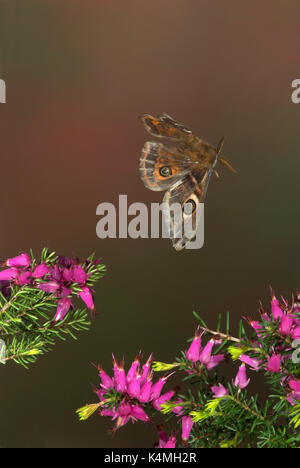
[279,314,294,336]
[130,405,150,423]
[141,354,153,383]
[139,374,153,403]
[98,365,114,390]
[17,270,32,286]
[5,253,31,268]
[127,372,142,399]
[79,286,95,311]
[156,426,176,448]
[199,339,214,366]
[152,389,176,411]
[291,326,300,339]
[38,281,60,293]
[181,415,194,441]
[287,379,300,404]
[186,327,202,362]
[32,263,49,278]
[72,265,87,284]
[150,373,173,400]
[164,435,176,448]
[172,399,184,416]
[126,352,142,384]
[271,295,283,320]
[240,354,261,371]
[113,356,127,394]
[211,383,229,398]
[0,268,19,281]
[234,364,250,389]
[54,297,72,321]
[206,354,224,370]
[267,354,281,373]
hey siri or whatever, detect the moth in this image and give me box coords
[139,113,236,251]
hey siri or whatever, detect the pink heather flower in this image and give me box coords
[98,366,114,390]
[62,267,73,282]
[150,373,173,401]
[267,354,281,373]
[240,354,261,371]
[139,373,153,403]
[17,270,32,286]
[172,399,184,416]
[181,415,194,441]
[287,380,300,404]
[234,364,250,389]
[211,383,229,398]
[186,327,202,362]
[54,297,72,321]
[156,427,176,448]
[126,352,142,384]
[6,253,31,268]
[140,354,153,384]
[247,319,264,337]
[127,372,142,399]
[32,263,49,279]
[157,425,168,448]
[38,281,60,293]
[50,265,62,283]
[199,339,214,366]
[130,405,150,423]
[164,435,176,448]
[0,268,19,281]
[152,389,176,411]
[72,265,87,284]
[291,326,300,339]
[279,313,294,336]
[271,295,283,320]
[206,354,224,370]
[289,380,300,393]
[79,286,94,311]
[113,357,127,394]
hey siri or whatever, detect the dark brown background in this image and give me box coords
[0,0,299,447]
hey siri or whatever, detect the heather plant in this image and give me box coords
[77,290,300,448]
[0,248,105,367]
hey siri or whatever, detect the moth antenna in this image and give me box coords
[217,136,226,155]
[219,156,237,174]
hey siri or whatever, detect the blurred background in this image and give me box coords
[0,0,299,447]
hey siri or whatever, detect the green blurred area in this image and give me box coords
[0,0,299,447]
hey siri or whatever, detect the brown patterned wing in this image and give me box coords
[139,141,198,191]
[139,113,192,141]
[163,168,214,251]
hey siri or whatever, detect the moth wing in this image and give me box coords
[139,141,197,191]
[163,168,214,251]
[139,113,192,141]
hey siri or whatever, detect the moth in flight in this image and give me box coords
[139,113,236,251]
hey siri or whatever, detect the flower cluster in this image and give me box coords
[77,353,197,445]
[0,251,100,321]
[185,329,224,370]
[0,249,105,367]
[242,291,300,405]
[78,289,300,448]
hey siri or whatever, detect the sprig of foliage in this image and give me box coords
[78,290,300,448]
[0,248,105,367]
